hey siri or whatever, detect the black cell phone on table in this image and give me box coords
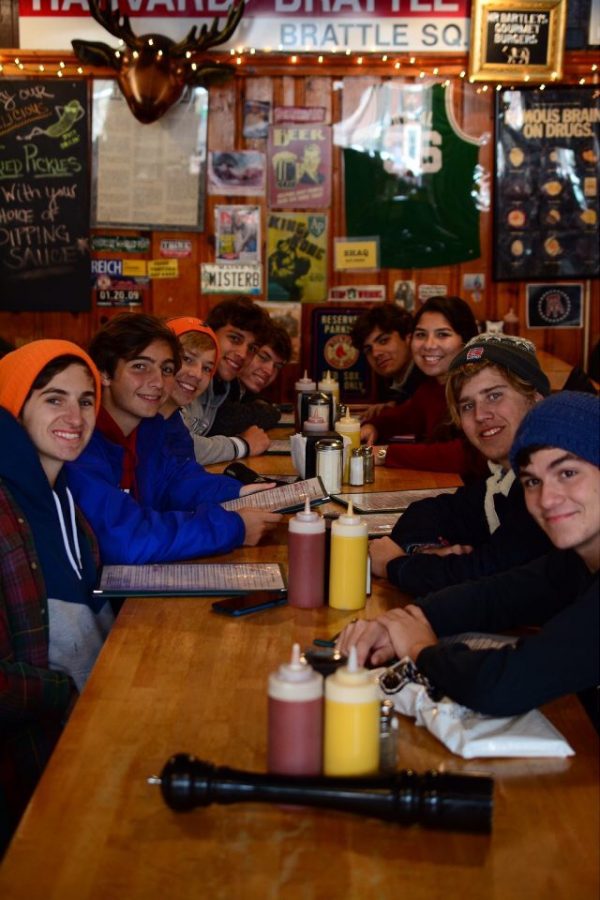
[211,591,288,617]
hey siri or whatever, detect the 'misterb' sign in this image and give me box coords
[18,0,470,52]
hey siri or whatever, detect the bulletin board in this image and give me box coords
[0,79,90,312]
[91,81,208,231]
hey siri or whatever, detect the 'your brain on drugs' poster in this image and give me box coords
[267,212,327,302]
[495,86,599,280]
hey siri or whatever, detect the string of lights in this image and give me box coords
[0,48,597,91]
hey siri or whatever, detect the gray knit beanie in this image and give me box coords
[450,333,551,396]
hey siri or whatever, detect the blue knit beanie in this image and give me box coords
[510,391,600,472]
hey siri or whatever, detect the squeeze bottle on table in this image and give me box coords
[268,643,324,776]
[287,498,326,609]
[318,370,340,422]
[294,370,317,430]
[328,501,368,610]
[324,646,380,776]
[335,408,361,483]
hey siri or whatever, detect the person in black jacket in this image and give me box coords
[370,333,553,594]
[338,392,599,721]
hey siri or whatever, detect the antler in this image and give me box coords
[86,0,142,49]
[173,0,245,56]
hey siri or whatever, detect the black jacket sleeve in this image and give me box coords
[414,552,599,717]
[391,481,488,548]
[387,513,552,595]
[387,480,553,595]
[210,395,281,436]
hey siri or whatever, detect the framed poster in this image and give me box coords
[469,0,567,82]
[310,306,373,402]
[494,86,599,281]
[92,82,207,231]
[0,79,90,312]
[526,283,584,327]
[268,125,331,209]
[267,212,327,302]
[214,205,260,264]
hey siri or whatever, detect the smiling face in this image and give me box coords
[20,363,96,486]
[362,327,410,379]
[457,366,538,467]
[411,312,464,381]
[241,344,285,394]
[214,325,257,382]
[101,339,176,436]
[169,344,216,408]
[519,448,600,572]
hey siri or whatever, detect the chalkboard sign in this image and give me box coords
[469,0,567,82]
[0,80,90,312]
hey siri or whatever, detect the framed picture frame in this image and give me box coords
[493,86,599,281]
[92,82,208,231]
[469,0,567,83]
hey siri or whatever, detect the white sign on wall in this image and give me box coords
[18,0,470,53]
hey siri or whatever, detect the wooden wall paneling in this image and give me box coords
[201,82,239,315]
[151,231,201,320]
[0,54,596,367]
[243,75,274,319]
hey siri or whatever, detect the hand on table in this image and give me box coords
[360,423,378,446]
[336,605,437,667]
[377,606,437,665]
[241,425,271,456]
[239,509,282,545]
[336,618,394,667]
[369,536,405,577]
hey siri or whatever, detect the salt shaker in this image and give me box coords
[350,447,365,486]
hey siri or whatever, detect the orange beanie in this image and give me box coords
[166,317,220,373]
[0,339,102,418]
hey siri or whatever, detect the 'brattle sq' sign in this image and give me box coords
[18,0,470,52]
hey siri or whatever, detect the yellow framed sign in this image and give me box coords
[468,0,567,83]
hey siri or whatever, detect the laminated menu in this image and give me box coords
[332,488,456,514]
[222,477,329,514]
[94,562,286,597]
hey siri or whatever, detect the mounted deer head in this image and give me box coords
[72,0,244,124]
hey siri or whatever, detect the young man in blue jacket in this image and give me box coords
[369,333,553,594]
[66,313,280,564]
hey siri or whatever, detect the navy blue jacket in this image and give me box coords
[66,415,244,564]
[387,476,552,594]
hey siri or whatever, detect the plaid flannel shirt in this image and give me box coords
[0,479,99,831]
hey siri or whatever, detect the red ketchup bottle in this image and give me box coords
[287,497,326,608]
[268,644,324,776]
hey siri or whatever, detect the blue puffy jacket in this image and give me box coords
[65,415,245,564]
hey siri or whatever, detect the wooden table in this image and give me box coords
[1,464,598,899]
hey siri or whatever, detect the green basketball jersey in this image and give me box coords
[334,82,483,269]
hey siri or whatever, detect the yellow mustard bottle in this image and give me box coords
[324,646,380,776]
[328,501,368,610]
[334,407,361,483]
